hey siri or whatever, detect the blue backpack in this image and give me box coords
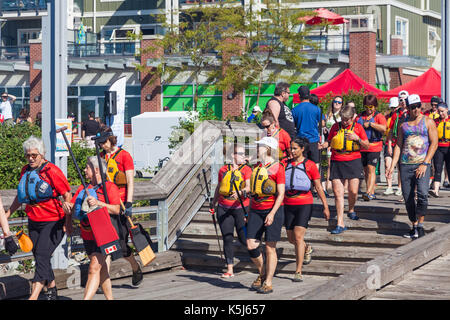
[285,161,311,192]
[17,163,55,205]
[357,112,382,142]
[74,186,99,220]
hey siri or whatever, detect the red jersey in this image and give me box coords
[327,122,368,162]
[269,128,291,164]
[218,164,252,209]
[250,161,285,211]
[387,109,408,146]
[71,181,121,241]
[103,148,134,202]
[355,112,386,153]
[20,162,71,222]
[284,159,319,206]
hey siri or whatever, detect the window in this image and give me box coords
[18,29,41,45]
[395,17,409,55]
[428,26,439,57]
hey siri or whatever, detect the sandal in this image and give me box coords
[221,272,234,278]
[257,281,273,294]
[331,226,347,234]
[347,212,360,221]
[429,190,439,198]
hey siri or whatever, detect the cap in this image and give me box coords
[406,94,421,106]
[297,85,310,99]
[255,136,278,150]
[252,105,262,113]
[93,131,113,144]
[398,90,409,99]
[389,97,399,108]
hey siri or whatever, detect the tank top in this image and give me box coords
[400,116,429,165]
[266,97,297,139]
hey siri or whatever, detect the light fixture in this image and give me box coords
[227,92,235,100]
[34,94,41,102]
[145,94,152,101]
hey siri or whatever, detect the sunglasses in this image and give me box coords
[235,152,245,156]
[1,96,7,99]
[333,100,343,104]
[25,153,40,159]
[365,105,376,109]
[408,104,420,110]
[262,124,272,129]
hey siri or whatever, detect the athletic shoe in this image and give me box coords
[132,268,143,287]
[251,274,266,290]
[444,181,450,188]
[395,188,403,196]
[331,226,347,234]
[303,244,313,265]
[370,194,377,200]
[347,212,360,221]
[45,287,58,301]
[292,273,304,282]
[417,226,425,238]
[404,227,418,239]
[257,281,273,294]
[362,193,371,201]
[383,187,394,195]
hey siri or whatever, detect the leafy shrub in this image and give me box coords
[66,142,96,186]
[318,89,389,115]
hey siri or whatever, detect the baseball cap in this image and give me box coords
[297,85,310,100]
[406,94,421,106]
[389,97,399,108]
[252,105,262,113]
[398,90,409,99]
[255,136,278,150]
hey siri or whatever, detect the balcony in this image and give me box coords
[303,34,383,54]
[0,45,29,61]
[180,0,241,5]
[0,0,47,13]
[68,41,140,58]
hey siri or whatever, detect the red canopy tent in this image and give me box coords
[377,68,441,103]
[293,69,385,104]
[300,8,349,25]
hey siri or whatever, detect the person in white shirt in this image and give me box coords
[0,92,16,125]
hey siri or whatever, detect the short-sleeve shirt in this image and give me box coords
[291,102,324,143]
[250,161,285,211]
[81,119,100,136]
[284,159,320,206]
[327,122,368,162]
[355,112,387,153]
[103,148,134,202]
[218,164,252,209]
[267,128,291,163]
[20,162,71,222]
[71,181,121,240]
[0,100,13,120]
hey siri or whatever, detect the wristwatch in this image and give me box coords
[422,162,431,166]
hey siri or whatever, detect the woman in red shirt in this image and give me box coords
[284,137,330,282]
[246,136,285,294]
[6,136,72,300]
[319,105,369,234]
[260,112,292,166]
[211,144,251,278]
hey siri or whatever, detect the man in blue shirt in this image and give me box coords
[291,86,324,166]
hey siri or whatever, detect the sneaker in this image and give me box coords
[383,187,394,195]
[347,212,360,221]
[395,188,403,196]
[251,274,266,290]
[45,287,58,301]
[404,227,418,239]
[257,281,273,294]
[370,194,377,200]
[331,226,347,234]
[303,244,313,265]
[417,226,425,238]
[132,268,143,287]
[362,193,371,201]
[293,272,304,282]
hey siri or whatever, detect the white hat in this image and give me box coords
[407,94,421,106]
[255,136,278,150]
[398,90,409,99]
[252,105,262,112]
[389,97,399,108]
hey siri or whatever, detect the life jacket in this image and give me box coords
[437,119,450,142]
[106,148,127,187]
[17,162,55,205]
[219,164,247,197]
[250,162,278,197]
[285,161,311,192]
[74,186,99,220]
[330,122,360,153]
[357,112,382,142]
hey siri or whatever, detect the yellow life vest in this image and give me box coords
[330,122,360,153]
[437,120,450,141]
[429,112,440,120]
[106,148,127,187]
[219,164,246,197]
[250,162,278,197]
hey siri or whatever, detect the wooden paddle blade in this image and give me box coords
[130,224,156,266]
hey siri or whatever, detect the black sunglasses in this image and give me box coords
[408,104,420,110]
[262,124,272,129]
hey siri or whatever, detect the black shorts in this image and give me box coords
[83,239,102,256]
[361,151,380,167]
[330,158,364,180]
[110,214,133,258]
[284,204,313,229]
[307,142,320,163]
[246,206,284,242]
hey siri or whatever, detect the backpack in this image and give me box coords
[219,164,246,197]
[17,162,55,205]
[437,120,450,141]
[356,112,382,142]
[330,122,360,152]
[250,162,278,197]
[285,161,311,192]
[106,148,127,187]
[74,186,99,220]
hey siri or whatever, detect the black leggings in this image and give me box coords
[433,146,450,183]
[217,206,247,265]
[28,218,65,284]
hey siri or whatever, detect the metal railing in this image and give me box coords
[0,0,47,12]
[0,45,30,61]
[68,41,140,58]
[303,34,384,54]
